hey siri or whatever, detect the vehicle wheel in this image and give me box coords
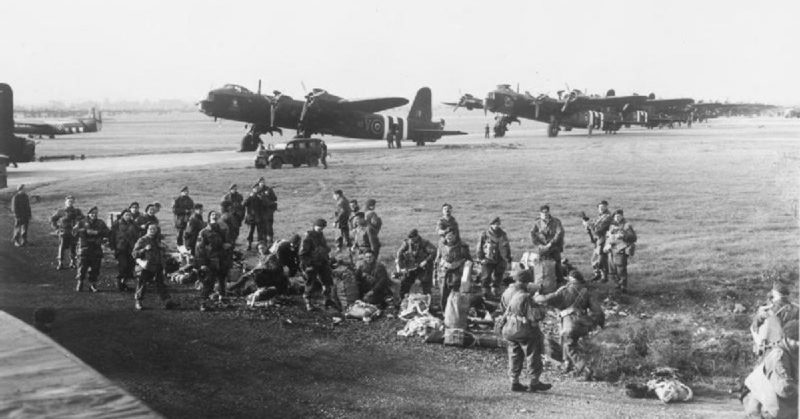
[292,162,302,167]
[269,158,283,169]
[255,159,266,169]
[307,156,319,167]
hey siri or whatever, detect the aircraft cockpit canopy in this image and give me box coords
[221,84,253,94]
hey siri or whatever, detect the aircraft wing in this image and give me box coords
[336,97,409,113]
[570,95,648,110]
[646,98,695,107]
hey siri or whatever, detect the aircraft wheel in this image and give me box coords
[269,158,283,169]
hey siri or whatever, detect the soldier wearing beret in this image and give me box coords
[50,195,84,270]
[604,209,637,293]
[530,205,565,282]
[221,183,245,232]
[351,212,380,259]
[299,218,334,311]
[435,230,472,311]
[183,203,206,256]
[355,249,392,307]
[437,203,460,244]
[195,210,232,309]
[11,184,31,247]
[477,217,511,298]
[583,200,613,282]
[395,229,437,299]
[364,199,382,235]
[333,190,352,250]
[172,186,194,246]
[114,209,141,291]
[74,206,110,292]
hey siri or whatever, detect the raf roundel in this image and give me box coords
[368,117,384,135]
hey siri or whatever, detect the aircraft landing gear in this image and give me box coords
[547,122,560,137]
[240,133,261,152]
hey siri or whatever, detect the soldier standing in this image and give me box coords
[355,249,392,307]
[220,201,240,246]
[437,203,460,244]
[259,184,278,245]
[348,199,361,230]
[351,212,380,259]
[221,183,245,230]
[320,141,328,169]
[530,205,565,281]
[604,209,637,293]
[395,229,437,299]
[132,224,178,311]
[364,199,382,236]
[172,186,194,247]
[299,218,334,311]
[183,203,206,256]
[195,211,232,308]
[50,195,84,270]
[11,184,31,247]
[243,185,262,250]
[74,206,110,292]
[499,271,552,393]
[435,230,472,311]
[137,204,159,236]
[534,270,605,380]
[333,190,352,250]
[477,217,511,298]
[484,123,491,139]
[114,210,140,291]
[583,200,613,282]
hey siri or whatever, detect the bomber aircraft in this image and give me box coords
[484,84,649,137]
[442,93,484,111]
[637,94,695,128]
[0,83,37,169]
[199,83,465,150]
[14,108,102,139]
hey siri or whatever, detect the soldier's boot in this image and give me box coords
[118,278,129,292]
[511,382,527,392]
[135,300,143,311]
[68,259,77,269]
[89,283,99,293]
[528,380,552,392]
[247,241,252,251]
[56,261,65,271]
[75,280,84,292]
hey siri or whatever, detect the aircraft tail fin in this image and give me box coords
[408,87,433,122]
[0,83,14,156]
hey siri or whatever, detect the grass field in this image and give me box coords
[1,115,797,417]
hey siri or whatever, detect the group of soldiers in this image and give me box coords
[10,181,797,409]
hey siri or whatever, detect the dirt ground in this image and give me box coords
[2,115,797,418]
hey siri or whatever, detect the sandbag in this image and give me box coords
[531,258,558,294]
[444,291,470,329]
[333,267,360,311]
[397,314,442,338]
[444,328,473,347]
[399,293,431,320]
[646,379,693,403]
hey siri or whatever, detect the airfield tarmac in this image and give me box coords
[1,113,798,418]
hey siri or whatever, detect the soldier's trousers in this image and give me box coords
[76,254,102,283]
[260,218,274,243]
[560,315,592,372]
[135,268,170,302]
[302,263,333,301]
[116,252,135,281]
[12,217,29,245]
[479,260,506,292]
[399,266,433,297]
[57,233,77,265]
[335,225,351,249]
[201,267,228,298]
[609,252,628,290]
[590,243,608,280]
[246,223,258,244]
[507,328,544,384]
[439,269,462,311]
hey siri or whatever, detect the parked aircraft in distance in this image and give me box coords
[14,109,102,139]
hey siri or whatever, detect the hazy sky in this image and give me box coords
[2,0,798,106]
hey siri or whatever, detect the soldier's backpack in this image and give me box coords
[521,251,558,294]
[444,291,470,330]
[333,265,360,311]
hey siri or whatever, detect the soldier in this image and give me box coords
[364,198,382,235]
[351,212,380,259]
[437,203,460,244]
[114,210,140,291]
[751,281,799,356]
[333,190,352,250]
[195,210,232,308]
[355,249,392,307]
[530,205,565,281]
[132,224,178,311]
[348,199,361,230]
[484,123,491,139]
[50,195,84,270]
[137,203,159,236]
[259,184,278,245]
[534,270,605,380]
[320,141,328,169]
[11,184,31,247]
[220,201,240,246]
[128,202,142,225]
[299,218,334,311]
[74,206,110,292]
[583,200,613,282]
[499,270,552,393]
[386,128,394,149]
[477,217,511,298]
[604,209,637,293]
[271,234,302,277]
[243,185,262,250]
[741,321,798,419]
[435,230,472,311]
[172,186,194,246]
[395,228,437,300]
[183,203,206,256]
[228,241,289,297]
[221,183,245,230]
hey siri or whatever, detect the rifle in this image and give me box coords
[579,211,596,245]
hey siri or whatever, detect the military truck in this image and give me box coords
[254,138,324,169]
